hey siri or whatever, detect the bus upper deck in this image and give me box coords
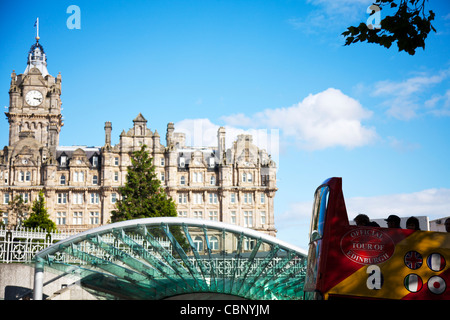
[304,177,450,300]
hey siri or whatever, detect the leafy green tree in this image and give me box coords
[111,145,177,222]
[111,146,189,252]
[342,0,436,55]
[23,190,57,232]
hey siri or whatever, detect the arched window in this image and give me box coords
[180,176,185,185]
[209,236,219,250]
[60,174,66,185]
[194,236,203,252]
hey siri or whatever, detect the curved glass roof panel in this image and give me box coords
[34,218,307,300]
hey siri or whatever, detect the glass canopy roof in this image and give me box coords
[34,218,308,300]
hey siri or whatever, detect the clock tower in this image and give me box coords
[6,35,63,158]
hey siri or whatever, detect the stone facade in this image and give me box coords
[0,37,278,237]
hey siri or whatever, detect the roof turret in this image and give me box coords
[24,18,49,76]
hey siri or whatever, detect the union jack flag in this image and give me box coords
[404,251,423,270]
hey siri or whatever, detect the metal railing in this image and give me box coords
[0,226,76,263]
[0,225,173,264]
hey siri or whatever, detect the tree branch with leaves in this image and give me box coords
[342,0,436,55]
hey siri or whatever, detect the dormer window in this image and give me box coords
[92,155,98,167]
[179,156,185,168]
[60,155,67,167]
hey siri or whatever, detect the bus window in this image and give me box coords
[304,184,329,299]
[309,185,329,242]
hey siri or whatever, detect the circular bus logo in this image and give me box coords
[340,228,395,265]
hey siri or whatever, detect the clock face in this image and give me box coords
[25,90,43,106]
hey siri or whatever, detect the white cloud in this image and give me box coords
[387,136,420,153]
[426,89,450,116]
[346,188,450,222]
[276,201,314,230]
[222,88,377,150]
[220,113,253,128]
[173,118,279,160]
[307,0,372,16]
[288,0,372,34]
[425,95,442,108]
[287,13,327,35]
[174,118,219,148]
[276,188,450,237]
[173,88,376,174]
[371,69,450,120]
[373,74,444,97]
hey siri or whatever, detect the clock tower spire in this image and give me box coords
[6,24,63,159]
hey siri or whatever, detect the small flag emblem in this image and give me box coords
[427,253,446,272]
[404,251,423,270]
[404,274,423,293]
[428,276,446,295]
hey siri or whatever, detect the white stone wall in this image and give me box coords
[0,264,97,300]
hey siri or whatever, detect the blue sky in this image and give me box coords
[1,0,450,249]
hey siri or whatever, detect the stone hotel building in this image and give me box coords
[0,36,278,236]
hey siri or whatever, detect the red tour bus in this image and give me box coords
[304,177,450,300]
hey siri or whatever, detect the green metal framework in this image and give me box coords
[34,218,307,300]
